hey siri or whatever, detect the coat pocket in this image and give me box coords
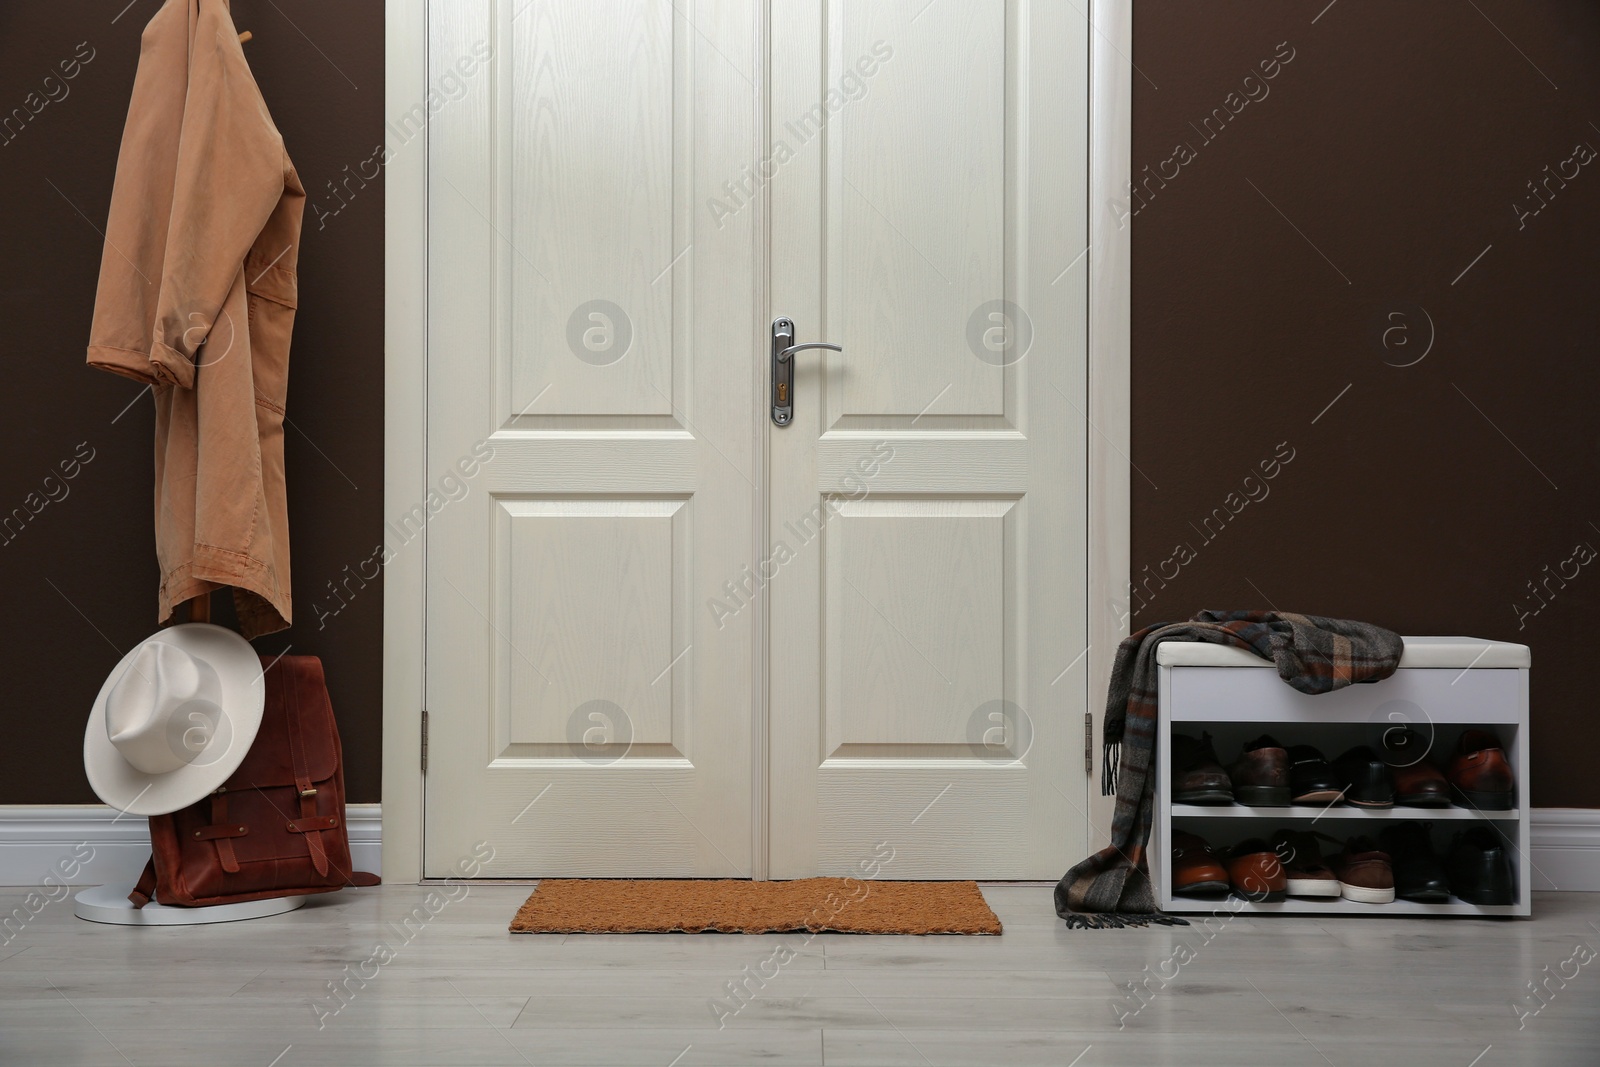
[246,268,298,414]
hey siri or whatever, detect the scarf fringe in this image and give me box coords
[1062,911,1189,929]
[1101,742,1120,797]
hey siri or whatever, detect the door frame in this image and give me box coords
[379,0,1131,884]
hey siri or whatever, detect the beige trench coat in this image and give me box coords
[87,0,304,638]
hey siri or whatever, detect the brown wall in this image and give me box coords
[1131,1,1600,807]
[0,2,386,803]
[4,1,1596,812]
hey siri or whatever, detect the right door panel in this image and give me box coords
[768,0,1090,879]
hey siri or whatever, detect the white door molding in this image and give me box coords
[383,0,429,885]
[1086,0,1133,852]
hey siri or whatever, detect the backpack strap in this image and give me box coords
[281,661,330,878]
[128,856,158,908]
[207,791,243,873]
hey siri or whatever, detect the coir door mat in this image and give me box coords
[509,878,1002,935]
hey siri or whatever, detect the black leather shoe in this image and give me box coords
[1331,745,1395,808]
[1378,822,1451,903]
[1171,732,1233,804]
[1287,745,1345,805]
[1446,827,1515,905]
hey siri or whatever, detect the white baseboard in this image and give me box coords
[1530,807,1600,893]
[0,804,381,888]
[0,803,1593,891]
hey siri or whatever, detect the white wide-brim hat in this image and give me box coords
[84,624,266,816]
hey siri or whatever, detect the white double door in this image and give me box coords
[424,0,1089,879]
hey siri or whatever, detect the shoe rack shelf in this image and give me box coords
[1150,636,1531,919]
[1170,803,1521,821]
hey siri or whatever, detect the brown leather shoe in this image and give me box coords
[1448,730,1515,810]
[1172,831,1230,896]
[1383,728,1450,807]
[1227,838,1287,901]
[1330,836,1396,903]
[1229,735,1290,806]
[1171,732,1233,804]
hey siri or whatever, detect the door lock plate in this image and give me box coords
[771,318,795,425]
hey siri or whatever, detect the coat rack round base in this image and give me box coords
[73,885,307,926]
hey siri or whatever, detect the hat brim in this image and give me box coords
[84,624,266,816]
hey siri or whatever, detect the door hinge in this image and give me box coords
[1084,713,1093,775]
[421,709,429,774]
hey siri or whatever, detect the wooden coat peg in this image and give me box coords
[238,30,253,44]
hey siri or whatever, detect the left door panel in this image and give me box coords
[424,0,757,877]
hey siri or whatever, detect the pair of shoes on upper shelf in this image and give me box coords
[1169,730,1516,810]
[1381,728,1519,811]
[1170,824,1517,906]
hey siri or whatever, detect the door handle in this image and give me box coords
[771,318,845,426]
[777,342,843,363]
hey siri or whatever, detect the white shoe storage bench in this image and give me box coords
[1149,636,1531,917]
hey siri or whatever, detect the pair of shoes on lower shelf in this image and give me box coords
[1172,824,1516,905]
[1168,832,1321,902]
[1270,829,1391,904]
[1172,730,1516,810]
[1230,831,1391,903]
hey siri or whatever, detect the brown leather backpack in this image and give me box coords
[130,653,378,907]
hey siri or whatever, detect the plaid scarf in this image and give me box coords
[1055,611,1403,928]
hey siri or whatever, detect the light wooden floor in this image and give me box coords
[1,884,1596,1066]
